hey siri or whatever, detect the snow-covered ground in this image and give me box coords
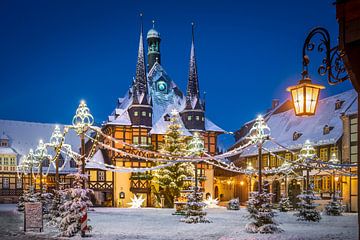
[0,204,358,240]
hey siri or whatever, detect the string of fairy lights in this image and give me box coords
[16,101,357,184]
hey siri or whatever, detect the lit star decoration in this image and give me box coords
[203,195,220,208]
[127,194,145,208]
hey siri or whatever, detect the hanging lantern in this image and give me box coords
[287,77,325,116]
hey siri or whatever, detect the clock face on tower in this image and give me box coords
[156,80,168,93]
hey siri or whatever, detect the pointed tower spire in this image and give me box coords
[128,13,152,128]
[133,13,148,103]
[180,22,205,131]
[186,23,201,109]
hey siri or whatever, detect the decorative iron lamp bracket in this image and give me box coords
[302,27,349,85]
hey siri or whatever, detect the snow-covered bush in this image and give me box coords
[18,189,53,214]
[17,189,38,212]
[278,194,292,212]
[45,189,64,226]
[181,187,210,224]
[58,171,93,237]
[324,192,344,216]
[295,190,321,222]
[227,198,240,210]
[245,191,283,234]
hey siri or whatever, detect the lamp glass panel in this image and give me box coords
[305,86,313,113]
[292,87,304,115]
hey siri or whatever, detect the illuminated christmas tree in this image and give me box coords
[154,109,194,208]
[182,132,210,223]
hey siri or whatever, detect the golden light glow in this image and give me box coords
[287,77,325,116]
[240,181,244,186]
[335,176,339,182]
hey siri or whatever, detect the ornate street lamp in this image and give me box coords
[72,100,94,188]
[287,27,348,116]
[34,139,51,194]
[287,78,325,116]
[248,115,270,193]
[49,125,65,190]
[299,140,316,192]
[328,153,341,201]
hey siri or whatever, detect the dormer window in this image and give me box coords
[164,114,170,121]
[335,99,345,110]
[323,125,334,135]
[293,131,302,141]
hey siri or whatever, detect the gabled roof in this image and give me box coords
[0,119,80,172]
[105,62,225,135]
[237,89,357,157]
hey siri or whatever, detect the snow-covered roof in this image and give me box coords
[150,112,192,136]
[0,132,10,140]
[0,119,80,172]
[0,147,17,155]
[86,149,107,170]
[240,89,357,157]
[105,62,225,134]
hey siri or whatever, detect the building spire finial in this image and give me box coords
[152,19,155,29]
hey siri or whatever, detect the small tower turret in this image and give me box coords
[181,23,205,131]
[128,14,153,127]
[147,20,161,70]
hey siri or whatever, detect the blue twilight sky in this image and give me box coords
[0,0,354,132]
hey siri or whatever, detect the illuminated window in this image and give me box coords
[141,137,147,144]
[285,153,292,161]
[188,116,192,121]
[319,148,328,161]
[330,146,338,158]
[4,158,8,165]
[3,178,9,189]
[196,116,200,121]
[149,112,152,117]
[134,111,138,116]
[16,178,22,189]
[262,155,269,167]
[202,117,204,122]
[270,155,276,167]
[133,137,139,145]
[142,111,146,116]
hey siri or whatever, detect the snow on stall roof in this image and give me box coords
[0,119,80,172]
[241,89,357,157]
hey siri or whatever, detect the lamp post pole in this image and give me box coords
[258,143,262,194]
[80,133,86,188]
